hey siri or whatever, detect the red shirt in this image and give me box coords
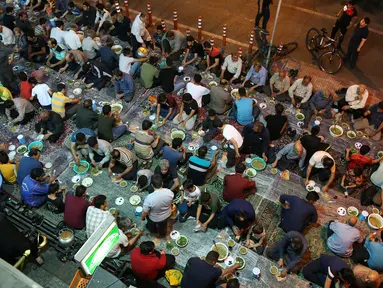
[20,81,32,100]
[130,248,166,280]
[223,173,256,202]
[64,195,91,229]
[347,154,373,170]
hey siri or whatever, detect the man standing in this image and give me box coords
[255,0,273,30]
[344,17,370,69]
[331,1,358,47]
[131,12,147,57]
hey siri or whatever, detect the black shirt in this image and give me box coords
[159,67,181,93]
[16,18,33,34]
[98,114,115,142]
[46,195,65,213]
[300,134,321,164]
[3,14,16,31]
[155,165,177,185]
[183,99,198,115]
[41,111,64,135]
[202,116,223,132]
[265,114,287,141]
[76,107,98,130]
[242,125,270,155]
[190,41,204,58]
[258,0,272,10]
[82,7,97,27]
[181,257,222,288]
[113,17,131,41]
[349,23,369,46]
[27,35,47,52]
[338,7,357,26]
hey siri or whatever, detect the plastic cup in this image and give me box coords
[253,267,261,279]
[358,210,368,221]
[17,135,26,144]
[135,206,143,216]
[8,151,16,161]
[313,120,320,126]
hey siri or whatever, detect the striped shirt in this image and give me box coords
[134,130,155,160]
[52,92,71,118]
[187,155,211,186]
[115,147,137,169]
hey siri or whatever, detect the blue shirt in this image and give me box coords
[365,237,383,271]
[245,66,267,86]
[279,195,318,233]
[114,74,135,95]
[368,104,383,129]
[162,146,183,172]
[17,157,43,185]
[71,128,96,142]
[21,176,49,207]
[235,98,254,125]
[188,155,211,186]
[221,199,255,228]
[99,47,119,69]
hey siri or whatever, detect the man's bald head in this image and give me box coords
[367,269,380,284]
[39,110,50,120]
[294,141,303,156]
[348,215,358,226]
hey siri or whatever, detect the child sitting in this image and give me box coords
[178,179,201,222]
[18,72,34,101]
[0,151,17,184]
[46,183,67,213]
[244,223,267,255]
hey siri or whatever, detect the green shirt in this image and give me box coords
[199,192,221,213]
[140,63,159,88]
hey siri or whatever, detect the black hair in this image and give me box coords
[337,268,356,286]
[75,132,86,143]
[206,251,219,262]
[151,173,163,189]
[198,146,208,157]
[114,70,123,77]
[208,109,216,117]
[111,149,120,159]
[57,83,65,91]
[102,105,112,115]
[291,237,303,252]
[171,138,183,149]
[55,20,64,27]
[82,62,91,73]
[28,148,40,157]
[182,93,192,102]
[29,77,38,85]
[359,145,370,155]
[203,41,211,49]
[194,74,202,83]
[48,183,60,194]
[0,151,9,164]
[68,1,75,7]
[306,191,319,201]
[234,211,248,229]
[186,35,194,42]
[39,17,47,25]
[4,100,14,109]
[75,185,87,197]
[158,93,167,103]
[322,157,334,169]
[354,167,363,177]
[227,278,240,288]
[96,3,104,10]
[183,179,194,191]
[140,241,155,255]
[156,24,162,30]
[122,47,131,56]
[30,168,44,180]
[166,57,173,67]
[26,30,35,38]
[18,72,28,81]
[6,6,14,13]
[235,163,246,174]
[94,195,107,208]
[83,99,92,109]
[142,119,153,130]
[303,75,312,82]
[311,125,320,136]
[83,1,90,7]
[137,175,148,188]
[201,192,211,203]
[87,136,98,147]
[48,38,57,46]
[166,30,175,38]
[275,103,284,115]
[238,87,246,96]
[364,17,370,25]
[378,102,383,110]
[149,56,158,65]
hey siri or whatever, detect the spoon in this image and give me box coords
[213,240,218,250]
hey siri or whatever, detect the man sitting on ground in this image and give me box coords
[98,105,129,142]
[67,128,96,166]
[173,93,198,131]
[189,192,221,231]
[217,123,244,168]
[346,144,383,170]
[182,35,204,68]
[271,140,306,171]
[109,148,138,181]
[327,216,363,257]
[158,58,183,93]
[34,110,64,143]
[75,99,98,130]
[186,74,210,108]
[241,121,270,161]
[264,69,290,99]
[86,195,115,238]
[161,138,186,173]
[134,120,163,161]
[156,93,177,125]
[353,101,383,141]
[4,98,35,125]
[301,89,334,128]
[223,163,256,202]
[87,136,112,169]
[17,148,43,185]
[278,192,319,233]
[201,41,223,77]
[161,30,186,62]
[241,61,267,93]
[304,151,336,192]
[232,87,259,126]
[188,146,217,186]
[200,109,223,142]
[64,185,91,230]
[80,61,113,91]
[353,265,381,288]
[136,169,154,191]
[21,168,55,207]
[220,52,243,85]
[264,103,287,141]
[26,30,48,63]
[46,38,67,70]
[208,80,233,115]
[277,75,312,107]
[114,70,135,102]
[335,84,369,121]
[154,159,180,192]
[51,83,80,119]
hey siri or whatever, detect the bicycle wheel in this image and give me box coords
[318,51,342,74]
[306,28,320,51]
[261,45,278,59]
[278,42,298,57]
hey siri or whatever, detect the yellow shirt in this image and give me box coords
[0,86,12,102]
[0,163,17,183]
[52,92,72,118]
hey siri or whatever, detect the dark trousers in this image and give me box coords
[222,70,242,84]
[92,153,110,167]
[344,42,360,69]
[10,110,35,125]
[302,105,332,128]
[162,39,184,63]
[84,73,111,90]
[255,8,270,30]
[265,244,300,273]
[311,167,331,182]
[188,205,219,229]
[131,34,141,58]
[351,245,370,265]
[335,97,364,119]
[146,217,168,237]
[227,145,240,168]
[111,161,138,180]
[302,259,327,287]
[244,81,264,92]
[34,121,62,143]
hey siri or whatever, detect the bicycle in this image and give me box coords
[305,27,343,74]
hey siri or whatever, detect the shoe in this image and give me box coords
[179,214,189,223]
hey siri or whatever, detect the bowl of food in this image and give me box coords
[239,246,248,255]
[129,195,141,205]
[347,206,359,216]
[171,247,180,256]
[73,88,83,96]
[109,207,116,214]
[209,81,218,87]
[120,180,127,188]
[130,185,138,192]
[171,130,186,140]
[231,89,239,99]
[73,81,81,87]
[245,168,257,178]
[210,243,229,262]
[250,157,266,171]
[176,235,189,248]
[137,47,148,58]
[372,208,380,214]
[69,161,76,168]
[295,113,305,121]
[82,177,93,187]
[72,183,80,190]
[368,214,383,229]
[270,168,278,175]
[306,185,314,192]
[111,103,123,114]
[347,131,356,139]
[129,227,140,236]
[16,145,28,154]
[235,256,245,270]
[27,141,43,152]
[73,160,90,175]
[329,125,344,137]
[270,265,278,275]
[112,45,123,55]
[227,239,236,248]
[377,151,383,158]
[45,162,52,169]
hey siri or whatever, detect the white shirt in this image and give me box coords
[186,82,210,108]
[131,13,145,43]
[32,84,52,106]
[0,26,15,45]
[107,229,129,258]
[82,37,99,59]
[223,124,243,148]
[50,27,65,45]
[222,55,243,79]
[184,186,201,203]
[63,30,82,50]
[288,78,313,103]
[119,54,135,74]
[371,160,383,187]
[309,151,336,173]
[345,85,369,110]
[95,9,112,28]
[143,188,174,222]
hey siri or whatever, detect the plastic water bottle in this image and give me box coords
[92,100,97,111]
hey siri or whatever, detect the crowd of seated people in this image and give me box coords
[0,3,383,288]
